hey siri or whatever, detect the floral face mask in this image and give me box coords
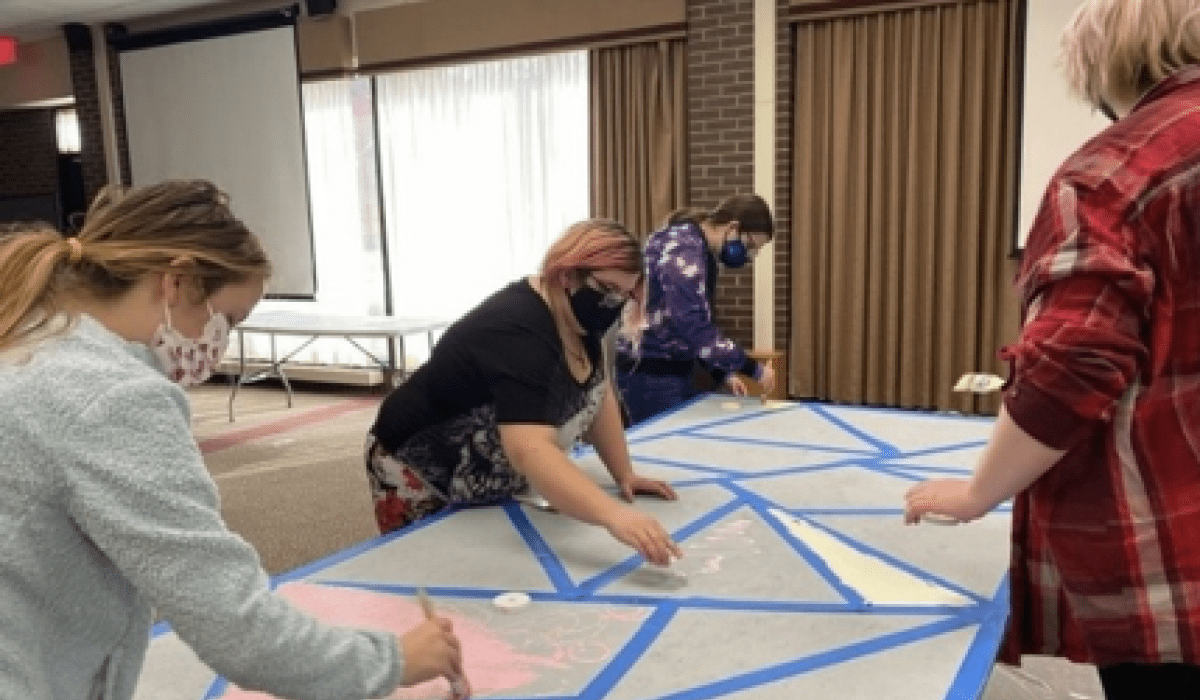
[150,303,230,387]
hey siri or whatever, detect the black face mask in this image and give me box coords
[569,286,624,336]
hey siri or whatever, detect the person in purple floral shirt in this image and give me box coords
[616,194,776,425]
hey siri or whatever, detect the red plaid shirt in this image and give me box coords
[999,66,1200,666]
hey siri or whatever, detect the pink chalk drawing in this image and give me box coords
[679,517,760,575]
[218,582,648,700]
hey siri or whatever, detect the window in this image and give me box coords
[375,49,589,321]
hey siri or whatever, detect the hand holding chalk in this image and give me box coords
[903,477,985,526]
[408,588,472,696]
[604,506,683,566]
[921,512,961,525]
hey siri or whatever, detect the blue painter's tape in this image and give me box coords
[813,401,996,423]
[199,675,227,700]
[731,456,873,484]
[624,392,718,439]
[650,612,979,700]
[627,395,797,445]
[793,507,908,516]
[943,577,1011,700]
[895,439,989,460]
[684,431,880,458]
[505,501,576,595]
[627,453,741,477]
[788,511,988,606]
[575,601,682,700]
[724,483,867,608]
[228,578,966,617]
[669,476,728,489]
[882,464,975,477]
[578,497,745,593]
[274,505,458,586]
[673,405,795,436]
[853,461,933,482]
[308,580,507,598]
[808,403,901,456]
[151,620,172,638]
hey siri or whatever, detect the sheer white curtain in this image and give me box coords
[236,77,389,364]
[375,50,589,322]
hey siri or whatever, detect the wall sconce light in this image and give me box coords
[56,108,82,154]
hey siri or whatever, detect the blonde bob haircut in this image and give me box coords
[1061,0,1200,111]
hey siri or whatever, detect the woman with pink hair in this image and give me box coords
[366,218,681,566]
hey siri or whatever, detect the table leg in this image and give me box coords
[271,333,295,408]
[228,330,246,422]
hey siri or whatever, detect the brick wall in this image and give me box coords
[64,25,110,203]
[105,39,132,186]
[686,0,793,357]
[0,109,58,197]
[773,0,793,356]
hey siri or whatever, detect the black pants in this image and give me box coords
[1099,662,1200,699]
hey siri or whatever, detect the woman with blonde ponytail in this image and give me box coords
[366,218,682,566]
[0,180,467,700]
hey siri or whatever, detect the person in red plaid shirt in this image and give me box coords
[903,1,1200,697]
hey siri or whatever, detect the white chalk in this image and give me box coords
[921,513,960,525]
[492,591,532,611]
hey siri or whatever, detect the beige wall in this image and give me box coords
[0,35,73,109]
[355,0,684,70]
[1017,0,1108,247]
[123,0,355,75]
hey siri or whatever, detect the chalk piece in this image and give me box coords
[492,591,531,611]
[953,372,1004,393]
[514,493,554,511]
[720,401,741,411]
[762,400,789,410]
[921,513,960,525]
[626,562,688,590]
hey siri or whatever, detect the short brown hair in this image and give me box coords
[665,193,775,237]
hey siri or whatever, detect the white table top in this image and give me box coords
[235,311,450,337]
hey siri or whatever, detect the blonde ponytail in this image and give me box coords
[0,180,270,355]
[0,228,79,353]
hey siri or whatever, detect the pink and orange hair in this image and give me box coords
[539,218,646,341]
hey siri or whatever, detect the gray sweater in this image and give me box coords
[0,315,401,700]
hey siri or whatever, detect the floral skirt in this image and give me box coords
[364,435,448,534]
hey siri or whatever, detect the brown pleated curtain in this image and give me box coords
[789,0,1022,414]
[590,39,688,237]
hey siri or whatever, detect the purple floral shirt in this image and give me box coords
[620,222,758,378]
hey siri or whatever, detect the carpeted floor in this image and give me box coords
[191,380,385,575]
[188,379,1105,700]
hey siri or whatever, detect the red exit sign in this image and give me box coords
[0,37,15,66]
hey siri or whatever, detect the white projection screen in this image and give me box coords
[119,19,316,297]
